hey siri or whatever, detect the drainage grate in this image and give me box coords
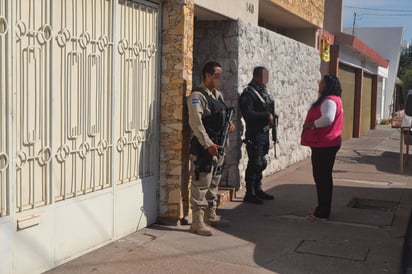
[348,198,399,212]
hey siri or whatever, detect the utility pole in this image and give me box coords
[352,10,357,35]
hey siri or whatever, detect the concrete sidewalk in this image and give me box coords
[46,125,412,274]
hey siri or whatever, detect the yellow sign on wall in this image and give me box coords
[321,36,331,62]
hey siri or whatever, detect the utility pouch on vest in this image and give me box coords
[195,151,213,172]
[190,137,203,156]
[190,137,213,180]
[194,151,213,180]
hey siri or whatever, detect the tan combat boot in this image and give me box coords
[204,206,230,227]
[189,209,213,236]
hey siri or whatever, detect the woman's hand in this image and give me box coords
[303,121,315,129]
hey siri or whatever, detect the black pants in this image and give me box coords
[245,132,269,185]
[311,146,340,218]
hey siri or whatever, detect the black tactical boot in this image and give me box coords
[255,181,274,200]
[244,181,263,204]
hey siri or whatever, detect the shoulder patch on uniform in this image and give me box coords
[192,98,200,105]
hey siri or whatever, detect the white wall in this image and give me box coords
[378,78,386,120]
[343,27,404,118]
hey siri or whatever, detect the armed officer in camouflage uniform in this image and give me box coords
[239,66,277,204]
[187,61,235,236]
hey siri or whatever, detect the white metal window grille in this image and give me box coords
[0,0,9,217]
[14,0,52,212]
[52,0,113,202]
[2,0,160,214]
[115,0,159,184]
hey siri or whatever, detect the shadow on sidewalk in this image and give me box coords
[213,183,412,273]
[145,181,412,273]
[146,126,412,273]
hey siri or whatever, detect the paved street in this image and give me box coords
[47,125,412,274]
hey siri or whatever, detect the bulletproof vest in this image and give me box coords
[192,87,227,140]
[247,85,274,114]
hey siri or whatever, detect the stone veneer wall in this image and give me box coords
[269,0,324,27]
[237,20,320,185]
[159,0,194,224]
[194,20,320,189]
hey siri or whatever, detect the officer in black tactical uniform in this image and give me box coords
[239,66,277,204]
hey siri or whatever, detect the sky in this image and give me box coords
[342,0,412,44]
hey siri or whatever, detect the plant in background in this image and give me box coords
[379,119,391,125]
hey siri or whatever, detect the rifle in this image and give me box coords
[272,114,279,158]
[213,107,234,176]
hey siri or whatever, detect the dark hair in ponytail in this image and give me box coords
[312,74,342,108]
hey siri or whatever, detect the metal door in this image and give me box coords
[0,1,160,273]
[113,0,160,238]
[339,63,356,140]
[361,73,373,134]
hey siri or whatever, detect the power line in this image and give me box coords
[345,5,412,13]
[345,5,412,38]
[359,13,412,17]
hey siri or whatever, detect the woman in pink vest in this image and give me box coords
[301,74,344,221]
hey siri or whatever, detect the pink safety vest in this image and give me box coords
[301,95,344,148]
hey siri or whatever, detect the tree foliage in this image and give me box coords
[399,45,412,93]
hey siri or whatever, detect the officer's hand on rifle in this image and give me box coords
[207,143,220,156]
[229,121,236,133]
[269,113,274,125]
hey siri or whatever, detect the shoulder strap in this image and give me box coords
[247,85,275,115]
[247,85,266,105]
[192,86,209,97]
[192,86,228,109]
